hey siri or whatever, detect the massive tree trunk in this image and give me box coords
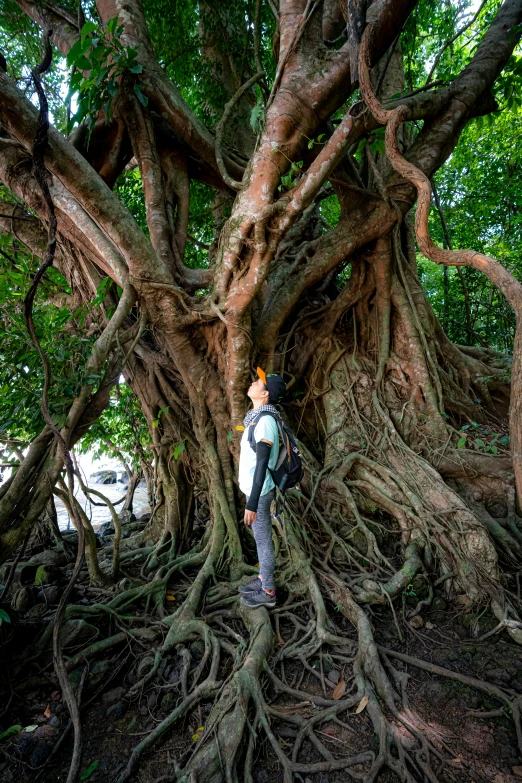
[2,0,522,780]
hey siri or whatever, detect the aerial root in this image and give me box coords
[309,444,522,647]
[179,605,273,781]
[322,573,458,782]
[115,631,221,783]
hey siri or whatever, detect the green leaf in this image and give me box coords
[0,608,11,623]
[81,20,98,43]
[128,63,143,74]
[75,55,93,71]
[173,440,185,459]
[24,725,38,733]
[80,760,100,780]
[457,437,466,449]
[91,47,110,62]
[227,430,233,442]
[0,725,21,740]
[106,16,119,35]
[69,70,83,90]
[92,277,113,307]
[66,38,91,67]
[474,438,485,448]
[133,84,148,107]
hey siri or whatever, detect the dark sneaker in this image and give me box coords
[240,590,276,609]
[238,577,262,595]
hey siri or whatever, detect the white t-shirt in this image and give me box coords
[238,414,280,497]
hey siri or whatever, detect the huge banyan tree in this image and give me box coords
[1,0,522,780]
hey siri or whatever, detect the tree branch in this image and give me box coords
[95,0,226,178]
[0,71,172,286]
[215,71,265,191]
[0,138,127,286]
[359,0,522,511]
[13,0,79,55]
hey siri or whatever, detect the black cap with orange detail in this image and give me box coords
[256,367,286,403]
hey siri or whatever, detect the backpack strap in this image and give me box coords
[247,411,285,454]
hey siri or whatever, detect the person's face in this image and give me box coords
[247,377,269,403]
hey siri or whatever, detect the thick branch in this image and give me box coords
[13,0,79,55]
[359,4,522,509]
[0,72,171,285]
[96,0,224,177]
[0,138,127,285]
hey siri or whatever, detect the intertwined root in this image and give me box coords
[11,420,522,783]
[103,496,520,783]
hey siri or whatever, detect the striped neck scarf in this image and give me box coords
[243,404,281,428]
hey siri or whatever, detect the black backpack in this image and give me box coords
[247,411,304,492]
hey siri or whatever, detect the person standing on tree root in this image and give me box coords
[238,368,286,609]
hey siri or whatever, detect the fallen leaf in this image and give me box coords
[332,679,346,700]
[192,733,200,742]
[321,725,336,736]
[512,767,522,778]
[0,725,21,740]
[80,760,100,780]
[44,704,51,719]
[24,725,38,733]
[449,757,462,766]
[166,595,176,601]
[197,726,205,732]
[355,694,369,714]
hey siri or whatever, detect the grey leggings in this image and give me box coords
[250,488,276,591]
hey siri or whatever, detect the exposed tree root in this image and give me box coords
[3,3,522,782]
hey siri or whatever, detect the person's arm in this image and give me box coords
[245,439,272,513]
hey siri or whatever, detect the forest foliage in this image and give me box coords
[0,0,521,470]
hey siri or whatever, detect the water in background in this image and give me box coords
[55,482,151,531]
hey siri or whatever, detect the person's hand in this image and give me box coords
[244,510,257,526]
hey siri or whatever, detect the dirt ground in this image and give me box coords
[1,585,521,783]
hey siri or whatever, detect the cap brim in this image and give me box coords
[256,366,267,384]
